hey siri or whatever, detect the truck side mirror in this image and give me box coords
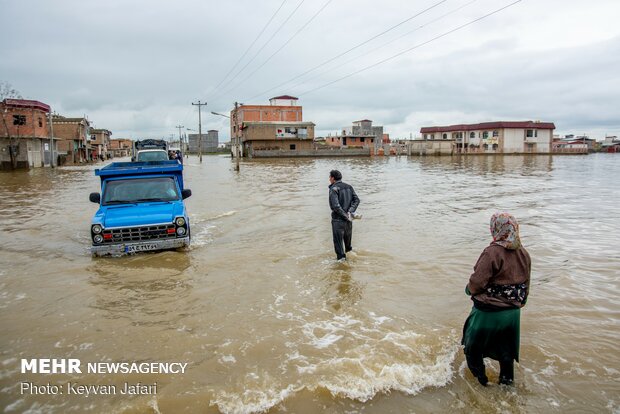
[89,192,101,203]
[181,189,192,199]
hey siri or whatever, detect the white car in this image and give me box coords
[135,149,170,162]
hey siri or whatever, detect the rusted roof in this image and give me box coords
[2,98,50,112]
[420,121,556,133]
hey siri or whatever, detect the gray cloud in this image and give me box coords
[1,0,619,140]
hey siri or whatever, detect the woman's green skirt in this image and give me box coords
[462,306,521,362]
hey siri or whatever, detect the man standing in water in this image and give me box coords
[328,170,360,261]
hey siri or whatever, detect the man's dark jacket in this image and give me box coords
[329,181,360,221]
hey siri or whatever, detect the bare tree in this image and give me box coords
[0,81,22,100]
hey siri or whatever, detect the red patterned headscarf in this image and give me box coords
[490,212,521,250]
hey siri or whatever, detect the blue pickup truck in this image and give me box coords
[89,161,191,256]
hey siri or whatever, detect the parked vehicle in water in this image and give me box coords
[132,139,169,162]
[135,149,170,162]
[89,161,191,256]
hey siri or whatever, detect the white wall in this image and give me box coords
[503,128,525,153]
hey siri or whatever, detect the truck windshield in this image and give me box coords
[136,151,169,162]
[103,177,180,205]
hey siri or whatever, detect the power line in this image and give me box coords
[243,0,449,102]
[211,0,306,102]
[207,0,288,98]
[219,0,333,99]
[298,0,523,97]
[286,0,479,96]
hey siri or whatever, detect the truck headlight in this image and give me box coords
[92,224,103,234]
[175,217,186,226]
[93,234,104,243]
[176,227,186,236]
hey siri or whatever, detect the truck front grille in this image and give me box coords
[102,224,176,243]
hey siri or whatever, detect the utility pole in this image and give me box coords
[176,124,184,153]
[49,110,55,167]
[234,101,240,171]
[192,100,207,162]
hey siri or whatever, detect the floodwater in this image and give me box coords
[0,154,618,414]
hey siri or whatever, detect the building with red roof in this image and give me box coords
[230,96,315,158]
[418,120,556,154]
[0,98,58,169]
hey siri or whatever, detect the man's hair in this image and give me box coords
[330,170,342,180]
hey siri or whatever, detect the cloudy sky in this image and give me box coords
[1,0,619,141]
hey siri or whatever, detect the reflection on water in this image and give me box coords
[0,154,619,414]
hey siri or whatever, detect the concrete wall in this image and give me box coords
[252,147,370,158]
[408,139,454,155]
[242,123,315,141]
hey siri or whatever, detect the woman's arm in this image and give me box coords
[467,249,494,295]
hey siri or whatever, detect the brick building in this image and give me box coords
[89,128,112,160]
[230,95,315,157]
[52,115,91,164]
[109,138,133,157]
[0,99,57,169]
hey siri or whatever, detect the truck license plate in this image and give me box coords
[125,243,158,253]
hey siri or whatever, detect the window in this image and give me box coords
[483,131,489,139]
[289,144,296,150]
[430,134,435,139]
[469,132,475,139]
[442,133,447,140]
[38,118,43,127]
[13,115,26,125]
[102,177,179,205]
[360,137,365,142]
[492,130,499,137]
[483,144,489,149]
[492,143,498,150]
[423,134,428,139]
[526,129,538,138]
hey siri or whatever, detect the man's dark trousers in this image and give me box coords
[332,219,352,260]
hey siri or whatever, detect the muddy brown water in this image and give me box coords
[0,154,618,413]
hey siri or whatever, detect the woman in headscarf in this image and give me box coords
[462,212,531,385]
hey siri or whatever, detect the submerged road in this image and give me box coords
[0,154,618,413]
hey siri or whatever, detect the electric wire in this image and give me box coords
[243,0,449,102]
[207,0,288,99]
[297,0,522,97]
[218,0,334,99]
[210,0,306,102]
[286,0,479,96]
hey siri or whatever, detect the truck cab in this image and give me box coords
[132,139,169,162]
[89,161,191,256]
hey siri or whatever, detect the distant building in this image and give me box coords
[326,119,383,151]
[559,134,596,152]
[419,121,556,154]
[89,128,112,160]
[601,135,620,153]
[52,115,91,164]
[188,130,218,153]
[230,96,316,157]
[0,98,57,169]
[109,138,133,157]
